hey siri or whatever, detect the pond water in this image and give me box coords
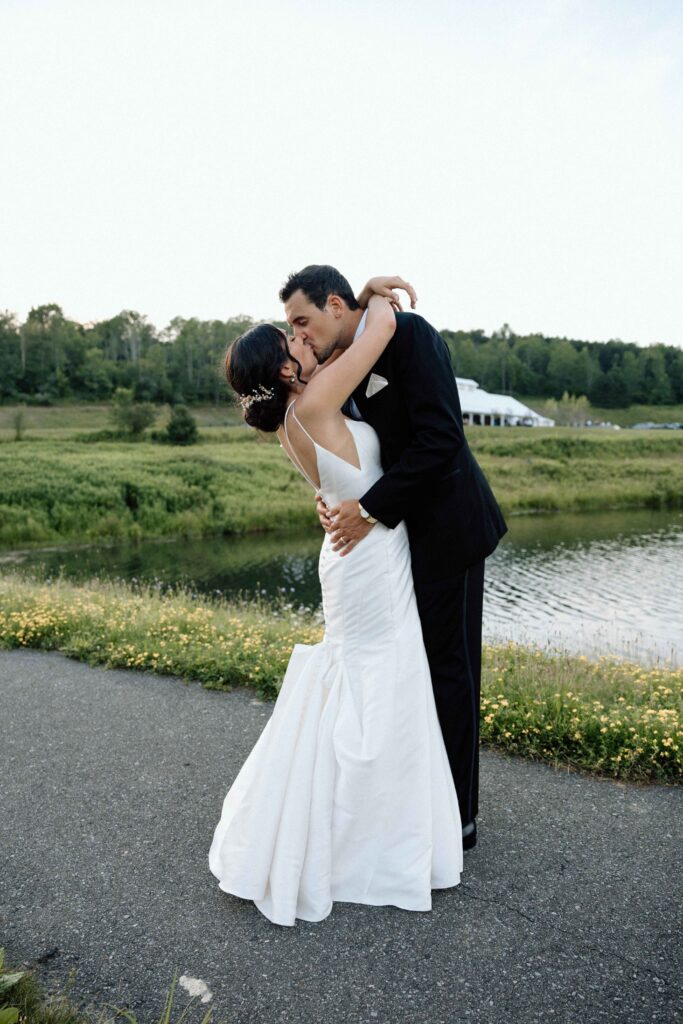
[2,508,681,667]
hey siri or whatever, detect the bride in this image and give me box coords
[208,282,463,926]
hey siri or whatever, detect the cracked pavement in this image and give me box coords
[1,649,681,1023]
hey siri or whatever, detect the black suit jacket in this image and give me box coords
[352,312,508,584]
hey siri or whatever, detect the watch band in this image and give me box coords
[358,502,378,525]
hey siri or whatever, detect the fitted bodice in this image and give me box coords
[314,417,384,507]
[282,404,384,509]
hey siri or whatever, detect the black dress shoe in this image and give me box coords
[462,820,477,850]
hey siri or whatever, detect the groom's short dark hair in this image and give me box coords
[279,265,361,311]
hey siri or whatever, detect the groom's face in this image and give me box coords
[284,289,345,364]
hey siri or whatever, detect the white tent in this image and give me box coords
[455,378,554,427]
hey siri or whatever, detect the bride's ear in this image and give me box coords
[278,362,296,385]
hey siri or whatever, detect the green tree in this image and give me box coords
[18,304,64,395]
[0,312,21,399]
[5,301,682,411]
[543,392,590,426]
[589,365,629,407]
[620,350,643,405]
[667,347,683,403]
[134,344,172,402]
[546,340,582,398]
[442,333,480,379]
[641,346,673,404]
[75,348,116,399]
[576,346,598,395]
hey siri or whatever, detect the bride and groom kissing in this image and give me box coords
[208,266,507,926]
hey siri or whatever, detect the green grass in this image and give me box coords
[1,427,682,546]
[0,402,243,440]
[1,575,680,783]
[467,427,683,513]
[0,436,314,545]
[3,399,682,441]
[518,398,683,428]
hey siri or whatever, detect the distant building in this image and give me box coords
[456,378,554,427]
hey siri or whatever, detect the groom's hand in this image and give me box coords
[327,500,374,556]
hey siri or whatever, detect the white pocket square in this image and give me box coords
[366,373,389,398]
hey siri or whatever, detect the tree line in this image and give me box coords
[1,305,681,408]
[441,324,682,407]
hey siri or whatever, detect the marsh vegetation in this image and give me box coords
[1,426,682,547]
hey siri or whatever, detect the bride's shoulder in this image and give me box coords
[288,395,327,428]
[294,375,340,418]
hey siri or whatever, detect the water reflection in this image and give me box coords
[2,508,681,667]
[484,509,682,666]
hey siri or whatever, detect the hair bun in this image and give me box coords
[224,324,296,433]
[243,389,287,432]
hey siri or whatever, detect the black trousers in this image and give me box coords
[412,560,485,826]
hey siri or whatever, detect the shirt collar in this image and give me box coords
[353,309,368,342]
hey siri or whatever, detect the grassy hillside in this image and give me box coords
[0,434,309,545]
[467,427,683,513]
[1,428,682,546]
[2,399,682,442]
[517,398,683,428]
[0,401,243,440]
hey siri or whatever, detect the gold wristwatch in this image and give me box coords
[358,502,378,525]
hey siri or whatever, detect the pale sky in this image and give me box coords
[1,0,681,345]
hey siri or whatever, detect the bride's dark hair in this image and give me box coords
[225,324,303,432]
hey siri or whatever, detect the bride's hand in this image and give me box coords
[356,276,418,312]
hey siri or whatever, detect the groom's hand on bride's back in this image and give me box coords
[314,495,374,555]
[327,499,375,556]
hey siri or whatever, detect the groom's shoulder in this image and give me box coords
[391,311,446,352]
[394,310,435,332]
[394,311,441,338]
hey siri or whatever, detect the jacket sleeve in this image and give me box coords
[359,314,465,529]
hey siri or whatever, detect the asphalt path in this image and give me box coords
[1,650,681,1024]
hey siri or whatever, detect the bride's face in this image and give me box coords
[284,332,318,383]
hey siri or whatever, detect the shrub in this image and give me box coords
[109,388,156,438]
[165,404,198,445]
[13,406,26,441]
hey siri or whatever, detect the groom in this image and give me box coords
[280,266,507,850]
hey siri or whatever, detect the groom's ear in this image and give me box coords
[326,294,345,319]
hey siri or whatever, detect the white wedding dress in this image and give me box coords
[208,403,463,926]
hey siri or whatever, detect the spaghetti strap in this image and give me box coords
[283,401,320,494]
[290,403,316,446]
